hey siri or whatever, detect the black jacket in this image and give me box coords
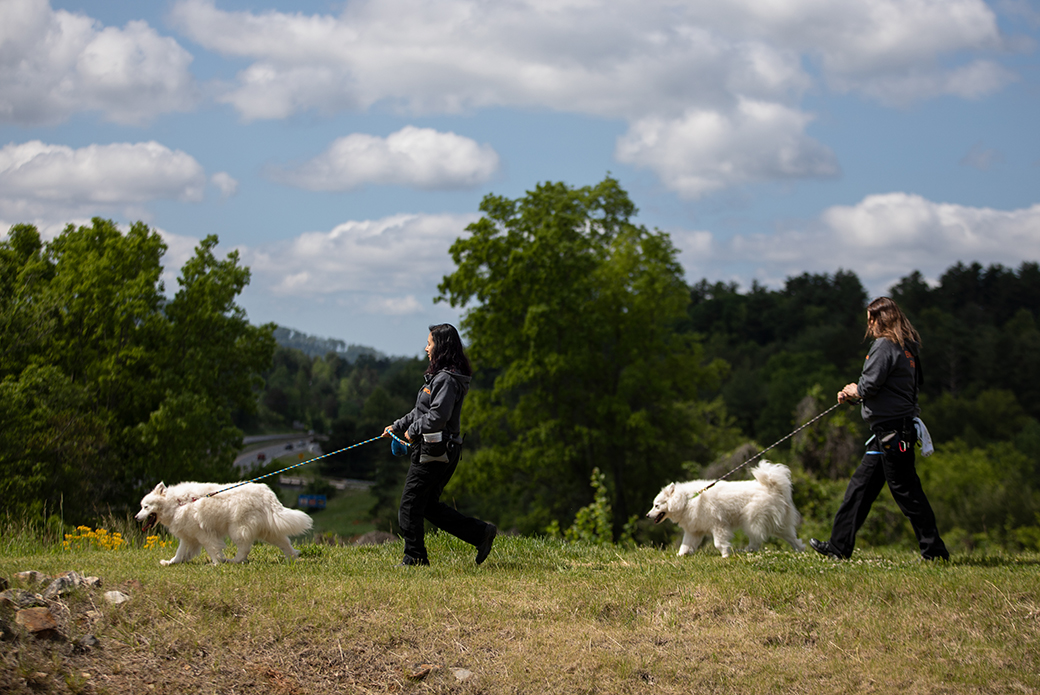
[857,337,922,425]
[393,369,471,441]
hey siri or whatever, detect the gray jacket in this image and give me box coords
[393,369,471,442]
[857,337,922,426]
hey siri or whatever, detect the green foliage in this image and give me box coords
[547,467,637,547]
[687,271,867,444]
[921,389,1032,448]
[892,262,1040,418]
[789,385,864,480]
[918,439,1040,551]
[437,177,729,536]
[0,220,274,522]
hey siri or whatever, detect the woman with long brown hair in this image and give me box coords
[811,297,950,561]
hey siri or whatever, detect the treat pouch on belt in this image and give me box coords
[420,431,450,464]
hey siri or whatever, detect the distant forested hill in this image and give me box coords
[272,326,385,361]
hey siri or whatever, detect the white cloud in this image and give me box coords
[841,60,1016,106]
[168,0,809,120]
[674,193,1040,296]
[155,226,203,270]
[169,0,1007,120]
[167,0,1010,195]
[0,0,198,125]
[0,140,208,220]
[210,171,239,198]
[616,98,840,198]
[240,212,477,313]
[367,295,426,316]
[269,126,500,191]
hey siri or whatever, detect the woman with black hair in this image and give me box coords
[383,324,496,566]
[811,297,950,561]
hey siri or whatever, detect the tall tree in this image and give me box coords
[436,177,727,535]
[0,220,274,521]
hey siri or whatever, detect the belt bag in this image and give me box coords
[419,431,450,463]
[876,428,914,454]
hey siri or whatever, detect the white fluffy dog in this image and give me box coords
[136,481,313,565]
[646,461,805,558]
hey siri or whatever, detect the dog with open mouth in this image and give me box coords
[647,461,805,558]
[136,481,313,565]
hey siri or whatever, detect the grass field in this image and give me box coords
[2,530,1039,694]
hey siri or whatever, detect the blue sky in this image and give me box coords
[2,0,1038,357]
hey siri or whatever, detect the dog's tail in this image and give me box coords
[271,507,314,537]
[751,461,801,522]
[751,460,792,489]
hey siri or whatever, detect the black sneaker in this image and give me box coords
[475,524,497,565]
[810,538,846,560]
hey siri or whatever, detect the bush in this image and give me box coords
[547,467,636,547]
[918,440,1040,552]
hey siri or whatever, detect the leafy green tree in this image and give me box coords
[136,235,275,486]
[436,177,728,536]
[0,220,274,521]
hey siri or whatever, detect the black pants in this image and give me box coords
[398,441,488,563]
[829,426,949,560]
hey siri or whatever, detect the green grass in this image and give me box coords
[305,487,382,538]
[2,530,1039,694]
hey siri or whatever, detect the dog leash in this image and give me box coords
[181,430,410,504]
[688,400,847,499]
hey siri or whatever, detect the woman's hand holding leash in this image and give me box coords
[383,425,412,442]
[837,383,859,404]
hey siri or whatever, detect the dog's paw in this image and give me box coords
[160,559,172,566]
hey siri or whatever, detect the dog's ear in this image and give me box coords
[152,482,167,496]
[665,482,675,495]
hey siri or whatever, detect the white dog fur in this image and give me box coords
[136,481,313,565]
[646,461,805,558]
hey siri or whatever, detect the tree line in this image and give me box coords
[4,182,1039,551]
